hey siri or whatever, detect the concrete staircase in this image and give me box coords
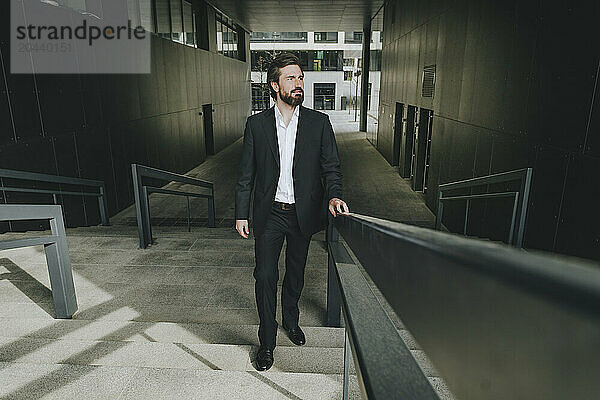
[0,222,452,399]
[0,223,361,399]
[0,113,454,399]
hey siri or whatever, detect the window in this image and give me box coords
[314,32,338,43]
[344,71,353,81]
[155,0,171,39]
[252,83,271,111]
[183,1,195,47]
[343,58,354,67]
[250,32,307,42]
[139,0,154,32]
[170,0,183,43]
[314,83,336,110]
[344,31,362,44]
[216,12,241,60]
[126,0,154,32]
[310,50,342,71]
[252,50,311,72]
[251,51,274,72]
[370,50,382,71]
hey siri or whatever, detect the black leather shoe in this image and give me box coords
[255,346,274,371]
[284,326,306,346]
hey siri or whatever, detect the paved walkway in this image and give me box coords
[113,110,435,229]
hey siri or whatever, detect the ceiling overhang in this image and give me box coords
[206,0,384,33]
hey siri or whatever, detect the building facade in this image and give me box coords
[250,31,382,115]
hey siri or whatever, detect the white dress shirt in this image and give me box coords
[274,104,299,204]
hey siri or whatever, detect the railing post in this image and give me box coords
[46,207,78,318]
[435,189,443,230]
[142,186,153,246]
[98,184,110,226]
[326,215,341,327]
[508,192,520,246]
[516,168,533,248]
[343,329,351,400]
[186,195,191,232]
[132,164,151,248]
[207,186,216,227]
[463,199,470,236]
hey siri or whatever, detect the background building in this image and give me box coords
[250,31,382,117]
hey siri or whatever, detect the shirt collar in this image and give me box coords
[274,104,300,126]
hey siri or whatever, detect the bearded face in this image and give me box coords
[273,64,304,106]
[279,86,304,106]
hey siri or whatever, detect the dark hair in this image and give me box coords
[267,52,302,100]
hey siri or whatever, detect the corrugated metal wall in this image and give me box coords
[377,0,600,260]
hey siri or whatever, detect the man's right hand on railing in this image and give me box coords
[236,219,250,239]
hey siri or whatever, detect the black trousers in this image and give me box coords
[254,203,312,349]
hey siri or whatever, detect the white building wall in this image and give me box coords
[251,31,382,112]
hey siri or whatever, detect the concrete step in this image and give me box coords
[0,361,363,400]
[0,335,355,374]
[0,317,345,348]
[0,333,438,378]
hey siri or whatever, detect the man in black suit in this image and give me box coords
[235,52,349,371]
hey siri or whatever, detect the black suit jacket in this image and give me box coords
[235,106,343,237]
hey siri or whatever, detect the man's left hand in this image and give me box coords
[329,198,349,217]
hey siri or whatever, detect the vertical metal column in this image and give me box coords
[326,217,341,327]
[132,164,152,248]
[142,186,153,246]
[516,168,533,248]
[343,329,351,400]
[508,192,520,246]
[435,189,444,230]
[207,187,216,227]
[98,184,110,226]
[186,196,191,232]
[46,207,78,318]
[463,199,470,235]
[359,19,371,132]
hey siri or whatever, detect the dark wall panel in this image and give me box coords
[0,46,16,145]
[378,0,600,260]
[5,75,43,140]
[554,155,600,260]
[527,1,599,153]
[36,75,84,136]
[1,14,251,232]
[525,147,568,252]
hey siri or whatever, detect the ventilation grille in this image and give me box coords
[421,65,436,98]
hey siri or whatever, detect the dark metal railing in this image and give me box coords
[131,164,215,249]
[327,212,600,400]
[326,218,439,400]
[435,168,532,247]
[0,205,77,318]
[0,168,109,226]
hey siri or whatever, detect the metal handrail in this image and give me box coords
[327,212,600,400]
[0,167,109,226]
[435,167,532,247]
[131,164,216,249]
[326,219,439,400]
[0,204,77,318]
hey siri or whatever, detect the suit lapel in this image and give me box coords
[262,107,279,167]
[293,106,308,173]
